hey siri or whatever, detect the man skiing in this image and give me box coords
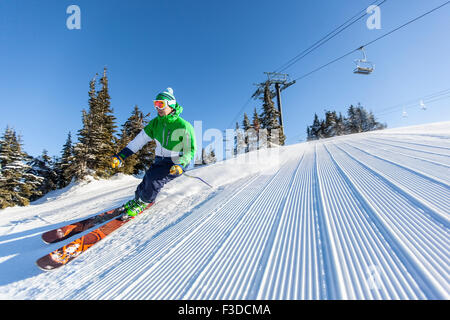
[111,87,196,220]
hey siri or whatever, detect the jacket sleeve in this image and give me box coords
[178,124,196,167]
[118,129,153,160]
[127,130,153,153]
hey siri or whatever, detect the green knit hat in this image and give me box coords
[155,87,176,108]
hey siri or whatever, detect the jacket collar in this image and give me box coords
[159,103,183,123]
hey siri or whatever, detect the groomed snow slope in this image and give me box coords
[0,122,449,300]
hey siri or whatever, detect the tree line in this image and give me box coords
[306,103,386,141]
[0,68,156,209]
[233,81,286,154]
[0,75,286,208]
[195,80,286,166]
[0,69,387,209]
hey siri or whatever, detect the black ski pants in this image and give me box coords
[135,156,179,203]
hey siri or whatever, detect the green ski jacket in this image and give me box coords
[122,103,196,167]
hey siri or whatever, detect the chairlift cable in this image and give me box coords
[274,0,387,73]
[376,87,450,114]
[360,0,450,48]
[377,92,450,117]
[292,1,450,82]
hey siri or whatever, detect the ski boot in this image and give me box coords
[121,198,153,221]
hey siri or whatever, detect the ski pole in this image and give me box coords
[184,173,214,188]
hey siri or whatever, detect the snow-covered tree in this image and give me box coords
[307,104,386,141]
[242,112,251,153]
[323,110,338,138]
[92,67,118,178]
[208,148,216,164]
[234,122,245,155]
[74,68,118,180]
[242,113,251,131]
[117,105,155,175]
[252,107,261,132]
[306,126,312,141]
[308,113,322,140]
[345,104,359,134]
[260,82,285,146]
[335,112,346,136]
[56,132,76,188]
[0,127,42,208]
[199,147,216,165]
[346,103,386,133]
[29,149,58,200]
[246,108,261,151]
[74,75,97,180]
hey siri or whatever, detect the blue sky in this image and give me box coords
[1,0,449,157]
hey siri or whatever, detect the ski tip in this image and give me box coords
[36,263,56,272]
[41,229,64,244]
[36,255,64,271]
[41,238,52,245]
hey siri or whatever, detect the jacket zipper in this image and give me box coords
[161,124,166,156]
[163,124,166,147]
[161,124,171,157]
[166,129,171,147]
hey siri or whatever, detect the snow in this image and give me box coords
[0,121,449,300]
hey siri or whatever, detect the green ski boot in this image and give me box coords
[121,198,153,221]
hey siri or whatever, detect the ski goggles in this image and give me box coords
[153,100,175,110]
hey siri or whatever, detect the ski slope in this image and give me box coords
[0,122,449,300]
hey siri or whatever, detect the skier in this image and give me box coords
[111,88,196,220]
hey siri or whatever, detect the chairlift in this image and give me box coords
[402,107,408,118]
[353,47,374,75]
[420,100,427,110]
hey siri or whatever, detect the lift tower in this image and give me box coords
[252,72,295,130]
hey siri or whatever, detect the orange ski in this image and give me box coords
[36,204,153,271]
[41,207,124,244]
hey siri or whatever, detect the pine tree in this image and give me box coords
[252,107,261,132]
[242,113,251,153]
[335,112,346,136]
[320,120,327,138]
[346,103,386,133]
[355,103,367,133]
[74,68,118,180]
[29,149,58,200]
[324,110,338,138]
[0,127,42,208]
[74,75,97,180]
[309,113,322,140]
[93,67,118,178]
[367,109,386,131]
[260,82,286,146]
[118,105,155,175]
[306,104,386,141]
[200,147,216,165]
[249,108,261,150]
[234,122,245,155]
[346,105,359,134]
[209,148,216,164]
[242,113,251,131]
[57,132,76,188]
[201,148,208,165]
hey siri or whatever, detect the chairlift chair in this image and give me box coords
[420,100,427,110]
[402,107,408,118]
[353,47,374,75]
